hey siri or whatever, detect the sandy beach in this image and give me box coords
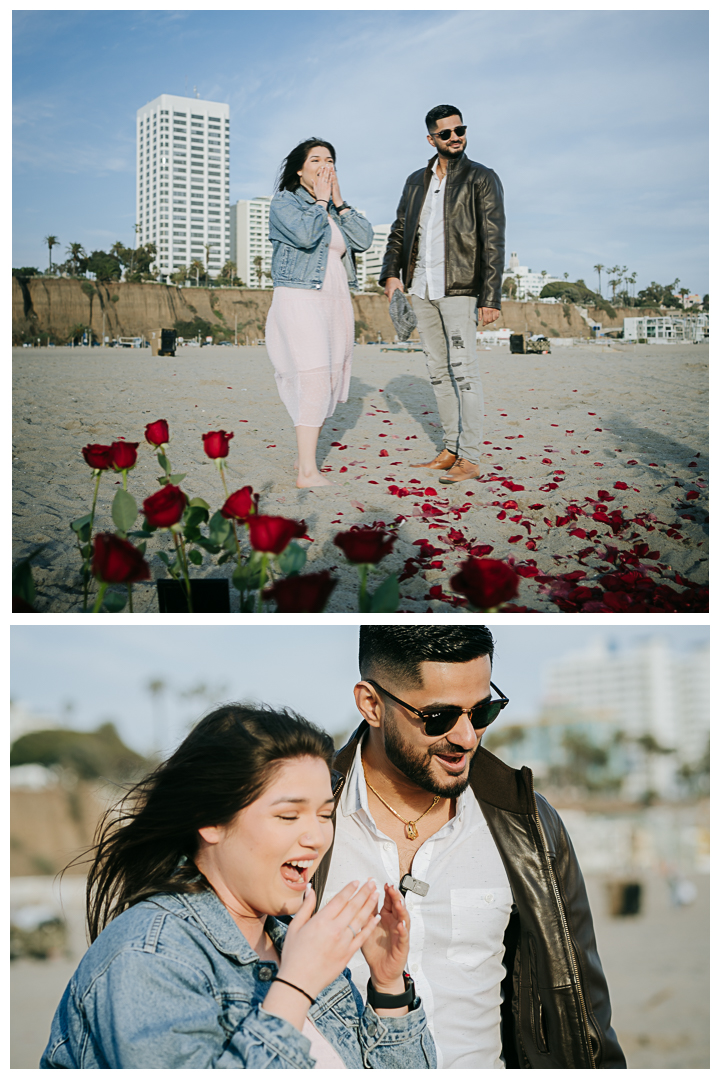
[12,340,708,612]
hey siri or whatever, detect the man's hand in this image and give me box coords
[384,277,403,302]
[480,307,500,326]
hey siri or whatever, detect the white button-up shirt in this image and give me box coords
[322,739,514,1069]
[410,160,446,301]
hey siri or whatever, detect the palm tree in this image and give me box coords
[563,271,569,280]
[679,287,690,309]
[629,271,637,302]
[593,263,604,297]
[44,234,59,273]
[189,258,204,287]
[66,242,86,276]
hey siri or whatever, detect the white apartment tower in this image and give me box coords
[136,94,230,280]
[230,198,273,288]
[356,224,390,290]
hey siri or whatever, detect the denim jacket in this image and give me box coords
[269,186,374,290]
[40,888,436,1069]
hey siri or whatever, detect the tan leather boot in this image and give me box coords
[414,449,458,470]
[438,457,481,484]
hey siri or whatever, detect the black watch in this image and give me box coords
[334,202,351,213]
[366,971,415,1009]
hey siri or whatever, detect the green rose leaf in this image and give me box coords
[70,514,92,537]
[185,505,209,529]
[168,473,187,485]
[112,489,138,533]
[188,549,203,565]
[102,590,128,613]
[208,511,234,549]
[189,497,211,510]
[275,541,307,577]
[157,452,169,471]
[368,573,400,613]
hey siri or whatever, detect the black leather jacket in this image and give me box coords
[313,725,626,1070]
[379,152,506,308]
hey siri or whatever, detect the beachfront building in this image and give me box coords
[623,315,709,343]
[230,198,273,288]
[356,224,390,291]
[490,636,709,802]
[539,636,709,799]
[503,251,563,299]
[136,93,230,281]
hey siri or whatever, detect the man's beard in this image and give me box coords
[383,711,477,798]
[437,141,465,160]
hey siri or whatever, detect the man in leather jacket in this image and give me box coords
[379,105,505,484]
[314,626,625,1069]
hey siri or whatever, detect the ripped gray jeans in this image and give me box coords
[410,294,484,463]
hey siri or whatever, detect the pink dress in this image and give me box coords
[266,218,355,427]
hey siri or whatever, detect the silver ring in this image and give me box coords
[347,924,359,937]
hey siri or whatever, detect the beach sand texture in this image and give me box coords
[13,341,708,612]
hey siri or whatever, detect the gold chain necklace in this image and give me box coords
[363,764,440,841]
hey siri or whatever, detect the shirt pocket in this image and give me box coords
[447,887,514,968]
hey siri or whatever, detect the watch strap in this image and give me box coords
[334,202,351,213]
[366,971,415,1009]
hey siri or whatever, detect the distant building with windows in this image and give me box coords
[356,224,390,291]
[492,637,709,802]
[503,251,563,299]
[230,198,272,289]
[136,93,230,280]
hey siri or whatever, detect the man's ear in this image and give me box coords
[197,824,223,845]
[354,680,383,729]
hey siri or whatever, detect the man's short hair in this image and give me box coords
[425,104,464,132]
[359,626,494,688]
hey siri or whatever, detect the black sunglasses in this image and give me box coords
[367,678,508,737]
[432,125,467,141]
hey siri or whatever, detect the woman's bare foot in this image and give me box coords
[297,470,333,488]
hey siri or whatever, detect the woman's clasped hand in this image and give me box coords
[266,879,411,1024]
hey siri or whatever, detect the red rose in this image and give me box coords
[109,441,139,471]
[92,533,150,584]
[81,443,113,470]
[450,558,519,610]
[145,419,169,447]
[221,486,254,521]
[248,515,305,554]
[143,484,187,528]
[263,570,337,612]
[202,430,234,459]
[334,528,395,565]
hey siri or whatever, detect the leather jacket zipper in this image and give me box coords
[531,786,596,1068]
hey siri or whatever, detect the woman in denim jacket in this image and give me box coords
[266,139,373,488]
[41,706,435,1069]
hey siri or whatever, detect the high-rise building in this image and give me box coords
[230,198,272,288]
[539,636,710,799]
[136,94,230,280]
[356,224,390,291]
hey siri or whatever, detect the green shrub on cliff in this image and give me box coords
[86,250,122,282]
[10,723,147,781]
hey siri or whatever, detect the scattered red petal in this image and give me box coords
[686,491,700,500]
[379,449,389,457]
[508,535,523,543]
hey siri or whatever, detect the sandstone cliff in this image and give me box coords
[12,276,648,345]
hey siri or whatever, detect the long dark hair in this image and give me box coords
[83,704,334,942]
[276,137,336,193]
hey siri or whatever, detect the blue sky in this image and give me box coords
[13,9,708,295]
[10,625,709,756]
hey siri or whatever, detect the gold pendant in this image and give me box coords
[406,821,418,840]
